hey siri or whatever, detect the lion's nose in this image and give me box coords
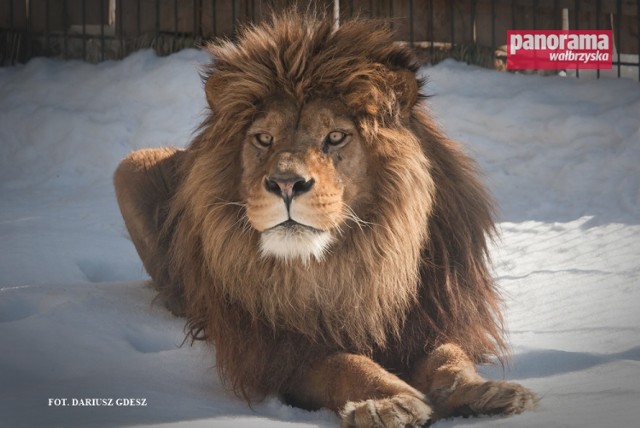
[264,174,315,203]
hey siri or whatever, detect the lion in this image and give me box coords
[114,11,537,427]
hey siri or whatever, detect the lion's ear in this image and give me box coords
[392,69,419,115]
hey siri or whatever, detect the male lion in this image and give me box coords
[114,12,537,427]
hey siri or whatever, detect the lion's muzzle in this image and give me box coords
[250,153,338,263]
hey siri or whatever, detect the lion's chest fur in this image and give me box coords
[207,227,424,351]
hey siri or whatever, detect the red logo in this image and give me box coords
[507,30,612,70]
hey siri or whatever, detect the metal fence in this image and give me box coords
[1,0,639,80]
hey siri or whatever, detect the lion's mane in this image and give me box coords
[161,11,506,400]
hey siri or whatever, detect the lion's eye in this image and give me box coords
[325,131,347,146]
[255,133,273,148]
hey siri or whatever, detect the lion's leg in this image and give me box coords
[113,147,185,315]
[287,353,432,428]
[411,343,538,419]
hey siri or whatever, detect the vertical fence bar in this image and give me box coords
[429,0,434,60]
[45,0,50,54]
[175,0,178,34]
[63,0,68,59]
[100,0,105,61]
[533,0,537,29]
[574,0,580,77]
[389,0,393,31]
[82,0,86,61]
[637,0,640,81]
[450,0,455,48]
[8,0,15,64]
[26,0,32,61]
[118,0,123,59]
[137,0,141,36]
[596,0,600,79]
[616,0,621,77]
[212,0,217,37]
[511,0,516,30]
[368,0,373,19]
[409,0,414,46]
[174,0,178,52]
[491,0,495,49]
[554,0,559,29]
[155,0,160,40]
[232,0,237,35]
[471,0,476,46]
[194,0,199,37]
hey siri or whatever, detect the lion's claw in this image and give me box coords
[340,393,433,428]
[450,380,539,417]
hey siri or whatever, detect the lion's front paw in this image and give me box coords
[449,380,539,418]
[340,393,433,428]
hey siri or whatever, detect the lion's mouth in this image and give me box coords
[260,219,334,263]
[269,219,323,233]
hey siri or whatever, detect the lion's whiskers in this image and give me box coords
[204,198,254,239]
[341,203,377,232]
[230,211,253,238]
[211,198,246,209]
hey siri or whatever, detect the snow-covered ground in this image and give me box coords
[0,49,638,428]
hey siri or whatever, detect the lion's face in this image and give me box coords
[240,98,370,262]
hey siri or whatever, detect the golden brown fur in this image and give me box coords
[114,10,537,427]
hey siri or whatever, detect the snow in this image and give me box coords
[1,49,639,428]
